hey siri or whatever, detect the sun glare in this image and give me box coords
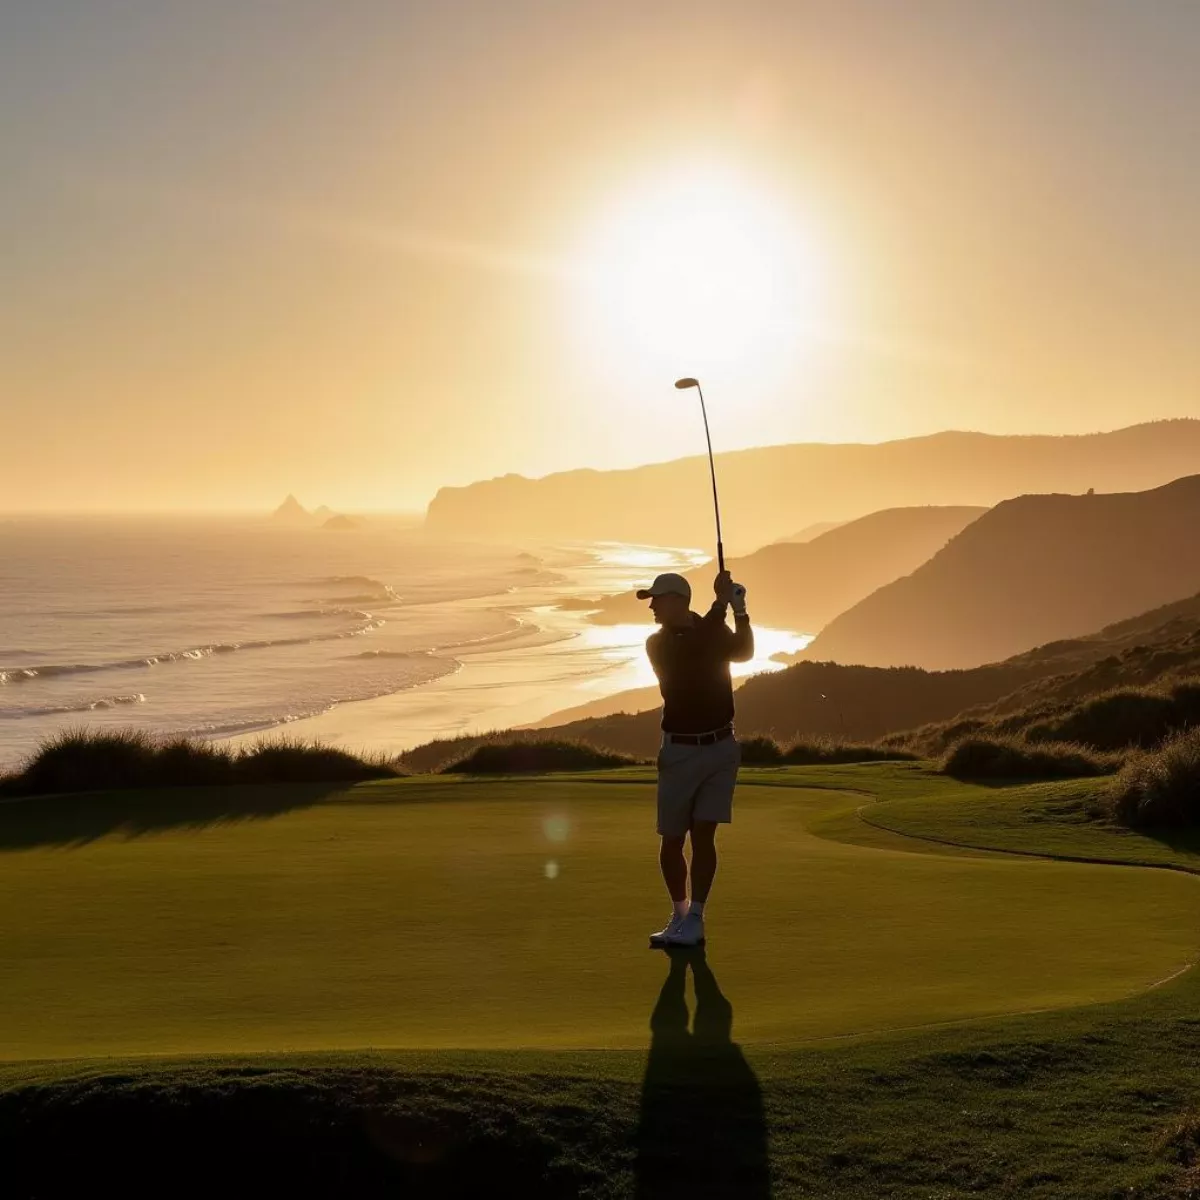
[574,164,828,386]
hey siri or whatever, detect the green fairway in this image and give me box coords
[1,768,1196,1062]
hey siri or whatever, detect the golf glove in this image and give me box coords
[731,583,748,616]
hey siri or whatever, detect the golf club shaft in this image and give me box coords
[695,382,725,573]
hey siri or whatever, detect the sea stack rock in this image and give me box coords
[272,494,312,524]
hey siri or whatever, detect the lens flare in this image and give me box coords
[543,814,570,843]
[544,860,560,880]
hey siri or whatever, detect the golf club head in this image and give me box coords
[674,377,699,389]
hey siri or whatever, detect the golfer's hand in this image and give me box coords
[714,570,734,605]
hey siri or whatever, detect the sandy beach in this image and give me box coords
[220,541,812,758]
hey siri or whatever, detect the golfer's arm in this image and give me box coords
[645,635,664,681]
[728,612,754,662]
[703,601,754,662]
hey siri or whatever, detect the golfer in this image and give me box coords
[638,568,753,948]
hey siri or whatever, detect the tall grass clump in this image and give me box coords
[782,738,918,766]
[0,728,400,797]
[738,735,786,765]
[940,734,1118,781]
[234,737,396,784]
[1106,727,1200,829]
[441,739,637,774]
[1023,682,1200,751]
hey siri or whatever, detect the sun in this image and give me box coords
[572,164,828,386]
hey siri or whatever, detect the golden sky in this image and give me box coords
[2,1,1198,512]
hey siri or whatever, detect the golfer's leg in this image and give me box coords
[659,835,688,903]
[688,821,719,904]
[689,739,738,907]
[656,743,697,904]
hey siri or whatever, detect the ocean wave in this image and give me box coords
[353,649,442,660]
[264,607,373,620]
[304,576,401,604]
[0,693,147,719]
[322,593,399,605]
[432,619,537,654]
[178,655,462,740]
[174,712,334,739]
[0,670,41,684]
[0,618,386,684]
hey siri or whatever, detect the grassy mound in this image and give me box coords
[898,677,1200,758]
[440,738,637,773]
[0,729,399,797]
[0,1063,603,1198]
[1022,679,1200,751]
[1106,727,1200,829]
[736,736,786,764]
[739,735,915,766]
[940,734,1117,780]
[782,738,917,766]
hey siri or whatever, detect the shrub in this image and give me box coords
[11,728,164,795]
[1023,686,1197,751]
[233,738,395,784]
[0,728,400,796]
[1106,727,1200,828]
[441,739,636,774]
[738,736,786,765]
[940,734,1117,781]
[782,738,918,766]
[151,737,237,787]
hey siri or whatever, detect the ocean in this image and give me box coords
[0,516,811,769]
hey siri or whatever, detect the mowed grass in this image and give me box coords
[1,766,1197,1062]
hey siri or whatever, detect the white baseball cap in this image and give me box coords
[636,572,691,601]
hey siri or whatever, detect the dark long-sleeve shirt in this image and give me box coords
[646,601,754,734]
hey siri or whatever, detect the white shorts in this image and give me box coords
[655,735,741,836]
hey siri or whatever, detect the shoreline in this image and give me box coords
[219,542,812,758]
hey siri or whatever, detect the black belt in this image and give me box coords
[664,726,734,746]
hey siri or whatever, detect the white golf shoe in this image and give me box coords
[649,912,686,948]
[664,912,705,947]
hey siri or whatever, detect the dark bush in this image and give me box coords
[1106,727,1200,828]
[233,738,395,784]
[899,675,1200,759]
[442,739,637,773]
[940,734,1117,781]
[11,728,163,795]
[782,738,918,766]
[1023,687,1198,751]
[151,737,237,787]
[738,736,785,765]
[0,728,400,796]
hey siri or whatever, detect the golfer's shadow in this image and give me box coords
[634,947,770,1198]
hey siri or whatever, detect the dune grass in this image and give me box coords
[1106,726,1200,829]
[0,727,400,797]
[441,738,637,773]
[939,732,1120,780]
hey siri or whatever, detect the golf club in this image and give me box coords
[674,377,724,573]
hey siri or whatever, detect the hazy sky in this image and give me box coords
[2,1,1198,511]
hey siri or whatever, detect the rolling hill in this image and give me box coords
[583,505,985,633]
[424,420,1200,549]
[801,474,1200,670]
